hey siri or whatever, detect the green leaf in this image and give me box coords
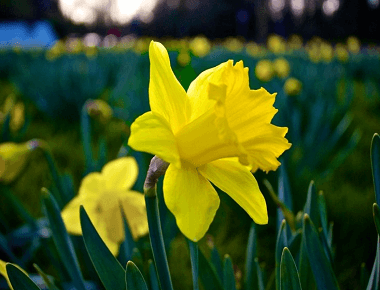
[188,240,199,290]
[6,264,41,290]
[148,260,160,290]
[276,220,288,290]
[303,215,340,290]
[254,258,265,290]
[223,255,236,290]
[119,204,136,266]
[318,191,328,239]
[373,204,380,236]
[198,248,224,290]
[280,248,302,290]
[125,261,148,290]
[299,223,316,290]
[42,189,86,290]
[33,264,60,290]
[303,181,319,228]
[371,133,380,206]
[245,222,258,290]
[366,236,380,290]
[80,206,126,290]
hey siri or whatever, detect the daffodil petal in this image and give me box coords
[120,191,149,240]
[102,157,138,191]
[163,163,220,241]
[78,172,104,197]
[61,196,88,235]
[198,159,268,224]
[128,111,181,168]
[187,62,228,121]
[149,41,190,133]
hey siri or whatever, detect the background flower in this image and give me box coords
[61,157,148,255]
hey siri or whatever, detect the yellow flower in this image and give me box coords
[267,34,286,54]
[273,58,290,79]
[86,99,113,123]
[287,35,303,51]
[224,37,244,53]
[255,60,274,82]
[0,260,28,290]
[177,50,191,67]
[0,141,38,183]
[245,42,266,57]
[284,77,302,96]
[347,36,360,54]
[335,44,349,63]
[189,36,211,57]
[61,157,148,255]
[128,41,291,241]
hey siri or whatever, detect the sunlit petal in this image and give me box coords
[128,111,181,168]
[149,41,190,133]
[199,159,268,224]
[163,163,220,241]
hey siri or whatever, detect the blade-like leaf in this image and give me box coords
[371,133,380,206]
[303,181,319,228]
[33,264,60,290]
[223,255,236,290]
[42,189,86,290]
[125,261,148,290]
[198,248,224,290]
[188,240,199,290]
[366,236,380,290]
[119,204,136,266]
[373,204,380,236]
[245,222,258,290]
[280,248,302,290]
[6,264,41,290]
[303,215,340,290]
[276,220,288,290]
[148,260,160,290]
[80,206,126,290]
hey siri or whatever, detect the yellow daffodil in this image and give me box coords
[189,36,211,57]
[0,140,39,183]
[347,36,360,54]
[267,34,286,54]
[177,50,191,67]
[61,157,148,255]
[86,99,113,123]
[284,77,302,96]
[128,41,291,241]
[0,95,25,133]
[245,42,266,57]
[255,59,274,82]
[335,44,349,63]
[0,260,28,290]
[224,37,244,53]
[273,58,290,79]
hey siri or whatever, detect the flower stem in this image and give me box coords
[144,156,173,290]
[188,239,200,290]
[145,190,174,290]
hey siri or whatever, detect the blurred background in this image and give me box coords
[1,1,380,290]
[1,0,380,46]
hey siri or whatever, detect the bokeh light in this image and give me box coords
[59,0,159,25]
